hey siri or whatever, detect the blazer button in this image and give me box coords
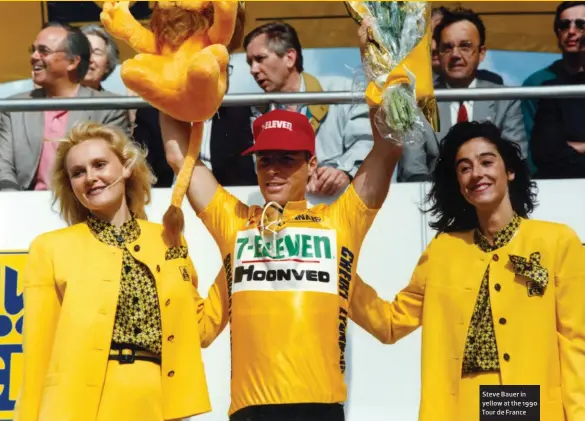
[499,317,507,325]
[493,254,499,262]
[165,299,171,306]
[494,283,501,292]
[134,245,140,252]
[503,353,510,361]
[168,335,175,342]
[156,265,161,272]
[168,370,175,377]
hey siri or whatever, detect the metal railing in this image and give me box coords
[1,84,585,112]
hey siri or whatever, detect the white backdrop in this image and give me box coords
[1,179,583,421]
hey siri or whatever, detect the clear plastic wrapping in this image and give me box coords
[346,1,435,146]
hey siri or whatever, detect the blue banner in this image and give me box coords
[0,252,27,421]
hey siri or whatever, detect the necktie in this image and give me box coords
[457,102,469,122]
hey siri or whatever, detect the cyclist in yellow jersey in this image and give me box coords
[161,20,404,421]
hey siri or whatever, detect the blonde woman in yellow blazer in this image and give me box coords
[14,122,212,421]
[350,122,585,421]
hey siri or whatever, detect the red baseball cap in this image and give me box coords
[242,109,316,156]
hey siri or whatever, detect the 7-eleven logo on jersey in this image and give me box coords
[232,227,338,295]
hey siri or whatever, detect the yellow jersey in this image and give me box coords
[197,183,378,415]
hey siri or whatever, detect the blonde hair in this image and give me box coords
[51,122,157,226]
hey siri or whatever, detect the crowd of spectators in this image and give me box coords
[421,1,585,181]
[0,1,583,194]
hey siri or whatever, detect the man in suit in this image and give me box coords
[431,6,504,85]
[433,8,527,158]
[0,22,129,191]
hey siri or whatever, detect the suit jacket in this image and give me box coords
[396,113,440,182]
[0,86,130,191]
[349,219,585,421]
[132,106,257,187]
[208,106,258,186]
[14,220,212,421]
[132,106,175,187]
[434,79,528,158]
[434,69,504,85]
[530,72,585,179]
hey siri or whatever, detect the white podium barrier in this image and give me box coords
[0,179,583,421]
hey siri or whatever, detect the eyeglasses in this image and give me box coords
[228,64,233,76]
[438,41,477,56]
[557,18,585,31]
[29,45,66,57]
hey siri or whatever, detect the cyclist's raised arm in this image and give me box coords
[351,18,404,210]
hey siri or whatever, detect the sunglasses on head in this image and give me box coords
[558,18,585,31]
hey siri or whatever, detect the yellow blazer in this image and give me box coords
[350,219,585,421]
[14,220,212,421]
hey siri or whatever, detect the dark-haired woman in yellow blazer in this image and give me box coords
[14,122,212,421]
[350,121,585,421]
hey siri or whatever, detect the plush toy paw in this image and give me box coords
[100,1,134,40]
[208,1,240,45]
[183,44,230,119]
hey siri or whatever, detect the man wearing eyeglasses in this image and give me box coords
[522,1,585,141]
[430,6,503,86]
[433,8,527,159]
[0,22,129,192]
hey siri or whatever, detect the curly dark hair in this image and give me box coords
[423,121,537,233]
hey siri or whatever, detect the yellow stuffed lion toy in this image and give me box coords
[100,1,244,246]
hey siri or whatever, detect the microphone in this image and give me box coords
[87,157,137,194]
[101,173,125,192]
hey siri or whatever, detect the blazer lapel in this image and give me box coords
[472,101,494,124]
[24,89,46,156]
[473,80,496,123]
[434,79,451,143]
[66,86,92,132]
[437,101,451,142]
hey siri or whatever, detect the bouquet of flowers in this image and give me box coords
[346,1,438,145]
